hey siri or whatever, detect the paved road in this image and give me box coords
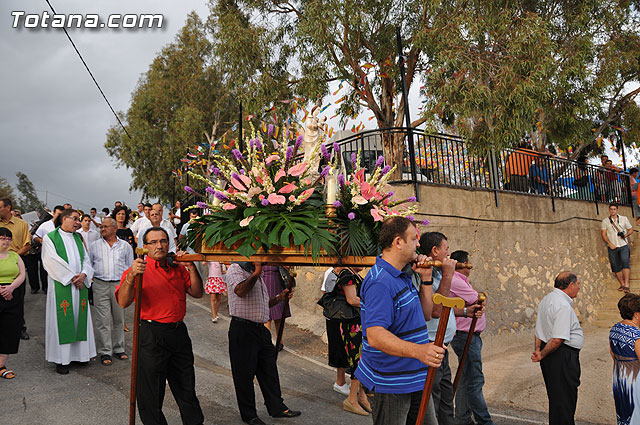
[1,289,603,424]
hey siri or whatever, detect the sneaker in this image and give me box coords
[211,316,219,323]
[333,382,350,396]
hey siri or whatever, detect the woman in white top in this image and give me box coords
[77,215,100,247]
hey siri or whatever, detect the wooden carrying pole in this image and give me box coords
[415,294,465,425]
[129,247,148,425]
[452,292,487,395]
[275,268,297,359]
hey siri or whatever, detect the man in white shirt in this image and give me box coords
[601,203,633,292]
[130,203,152,239]
[136,203,145,218]
[532,271,583,425]
[151,203,177,250]
[89,217,133,366]
[33,205,66,295]
[89,207,102,231]
[169,200,182,229]
[136,209,176,253]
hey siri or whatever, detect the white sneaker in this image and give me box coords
[211,316,219,323]
[333,382,350,396]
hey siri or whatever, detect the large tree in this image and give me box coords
[421,0,640,155]
[0,177,15,202]
[211,0,640,164]
[105,13,236,202]
[15,172,43,212]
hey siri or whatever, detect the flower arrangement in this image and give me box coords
[182,124,338,260]
[331,151,426,257]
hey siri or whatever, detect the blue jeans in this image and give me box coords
[451,332,495,425]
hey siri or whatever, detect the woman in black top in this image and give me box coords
[111,206,135,251]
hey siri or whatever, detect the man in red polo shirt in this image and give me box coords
[116,226,204,425]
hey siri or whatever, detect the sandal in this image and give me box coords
[0,367,15,379]
[624,287,631,294]
[618,286,625,292]
[114,352,128,360]
[101,354,112,366]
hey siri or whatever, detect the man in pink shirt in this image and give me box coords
[449,250,495,425]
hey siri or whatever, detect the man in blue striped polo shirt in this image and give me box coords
[355,216,446,424]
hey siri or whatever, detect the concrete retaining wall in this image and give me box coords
[287,183,632,336]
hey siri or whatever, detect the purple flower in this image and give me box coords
[351,153,357,167]
[268,124,274,137]
[295,134,303,149]
[210,166,222,176]
[256,139,263,151]
[285,130,290,141]
[321,143,330,160]
[239,169,245,175]
[205,186,215,195]
[407,196,417,202]
[375,155,385,168]
[286,146,294,163]
[333,142,340,154]
[333,201,342,208]
[421,219,431,225]
[232,149,243,161]
[320,166,330,178]
[214,192,229,201]
[338,174,345,187]
[249,139,255,150]
[261,199,269,206]
[231,172,240,180]
[387,191,394,197]
[347,212,355,220]
[407,215,415,221]
[381,165,391,175]
[184,186,195,194]
[196,202,207,209]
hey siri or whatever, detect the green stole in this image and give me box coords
[48,228,89,344]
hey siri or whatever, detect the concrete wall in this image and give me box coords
[288,184,632,336]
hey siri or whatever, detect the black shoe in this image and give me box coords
[245,418,267,425]
[30,289,39,294]
[20,329,30,340]
[56,364,69,375]
[272,409,301,418]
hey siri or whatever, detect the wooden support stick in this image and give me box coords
[129,247,148,425]
[452,292,487,395]
[415,294,465,425]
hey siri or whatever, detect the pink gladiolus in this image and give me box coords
[279,182,298,194]
[274,169,286,183]
[255,175,264,184]
[266,154,280,165]
[302,178,311,186]
[289,195,296,202]
[222,203,237,210]
[231,174,251,190]
[371,205,384,222]
[361,182,377,200]
[288,162,308,177]
[267,193,286,204]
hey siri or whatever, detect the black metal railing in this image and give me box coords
[334,128,633,207]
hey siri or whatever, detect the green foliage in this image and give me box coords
[0,177,15,203]
[15,172,43,212]
[104,13,236,202]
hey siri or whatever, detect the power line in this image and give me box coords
[44,0,131,139]
[35,190,93,209]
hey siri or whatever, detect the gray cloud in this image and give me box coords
[1,0,209,211]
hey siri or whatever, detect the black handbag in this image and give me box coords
[317,288,360,321]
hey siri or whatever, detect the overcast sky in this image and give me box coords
[1,0,210,212]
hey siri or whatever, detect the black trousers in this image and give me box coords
[228,317,288,422]
[137,321,204,425]
[407,348,454,425]
[540,343,580,425]
[22,253,46,292]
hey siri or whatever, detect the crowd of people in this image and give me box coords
[2,196,640,425]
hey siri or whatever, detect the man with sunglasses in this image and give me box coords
[116,226,204,425]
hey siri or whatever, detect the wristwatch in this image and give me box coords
[421,280,433,286]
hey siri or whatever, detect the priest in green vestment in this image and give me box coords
[42,209,95,374]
